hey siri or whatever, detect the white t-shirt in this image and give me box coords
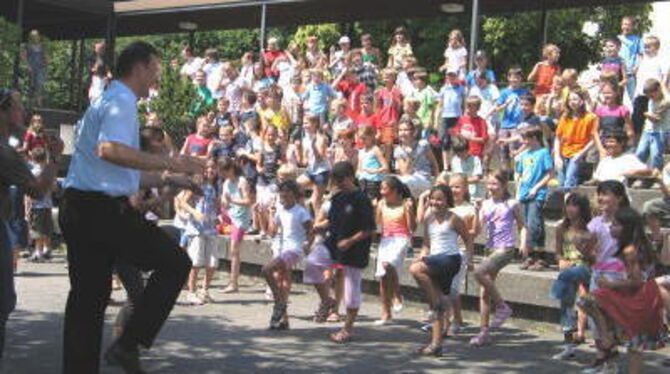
[180,57,204,79]
[593,152,647,182]
[635,54,667,97]
[643,99,670,132]
[274,204,312,252]
[203,61,223,98]
[444,46,468,73]
[451,155,483,198]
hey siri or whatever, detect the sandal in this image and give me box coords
[326,312,341,323]
[413,343,443,357]
[314,298,336,323]
[329,329,352,344]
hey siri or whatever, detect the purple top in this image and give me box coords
[479,198,518,249]
[587,215,619,264]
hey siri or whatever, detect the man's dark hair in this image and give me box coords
[331,161,355,182]
[116,41,160,78]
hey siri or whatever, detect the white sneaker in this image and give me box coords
[373,319,391,326]
[552,344,576,360]
[392,301,404,314]
[186,292,205,306]
[199,290,214,303]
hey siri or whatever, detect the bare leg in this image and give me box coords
[452,296,463,325]
[203,267,216,291]
[227,239,241,291]
[410,262,441,307]
[188,268,200,293]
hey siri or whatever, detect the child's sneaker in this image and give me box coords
[269,303,287,330]
[491,302,512,328]
[552,344,576,360]
[469,330,492,346]
[199,290,214,303]
[186,292,204,306]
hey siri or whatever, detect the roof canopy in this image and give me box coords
[0,0,662,40]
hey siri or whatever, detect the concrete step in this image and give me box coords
[212,236,559,311]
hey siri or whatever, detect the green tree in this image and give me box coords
[142,63,200,146]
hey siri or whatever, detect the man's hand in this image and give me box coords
[168,155,205,174]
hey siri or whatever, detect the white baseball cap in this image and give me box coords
[338,36,351,44]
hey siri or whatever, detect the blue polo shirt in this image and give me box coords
[64,81,141,197]
[302,83,337,116]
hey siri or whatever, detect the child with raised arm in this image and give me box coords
[491,68,530,171]
[528,44,561,97]
[262,180,313,330]
[470,170,523,346]
[182,160,221,305]
[220,158,254,293]
[410,184,473,356]
[303,161,376,343]
[374,176,415,325]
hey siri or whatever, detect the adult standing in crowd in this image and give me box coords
[23,30,47,107]
[0,89,60,360]
[59,41,203,373]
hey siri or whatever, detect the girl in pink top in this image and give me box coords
[471,170,523,346]
[374,177,415,324]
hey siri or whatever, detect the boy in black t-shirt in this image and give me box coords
[303,161,376,343]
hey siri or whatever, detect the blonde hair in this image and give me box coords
[542,44,560,59]
[277,164,298,181]
[645,35,660,49]
[448,29,465,46]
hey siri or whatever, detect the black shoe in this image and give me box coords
[104,341,146,374]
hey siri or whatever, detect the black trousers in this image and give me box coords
[59,189,192,374]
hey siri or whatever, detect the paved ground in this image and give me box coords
[2,256,669,374]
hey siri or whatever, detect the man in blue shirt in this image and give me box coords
[60,41,203,373]
[619,16,644,103]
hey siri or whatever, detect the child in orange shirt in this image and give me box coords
[554,89,598,188]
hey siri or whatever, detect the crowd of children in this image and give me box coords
[7,16,670,373]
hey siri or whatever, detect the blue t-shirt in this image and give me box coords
[302,83,337,115]
[516,147,553,202]
[497,87,530,130]
[64,81,141,197]
[619,34,643,73]
[438,84,465,118]
[465,69,496,87]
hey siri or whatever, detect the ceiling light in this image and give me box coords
[440,3,465,13]
[179,21,198,31]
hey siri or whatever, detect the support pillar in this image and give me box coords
[259,3,267,52]
[468,0,480,71]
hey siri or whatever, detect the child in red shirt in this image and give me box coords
[334,69,368,119]
[376,68,403,162]
[21,113,47,156]
[452,96,488,159]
